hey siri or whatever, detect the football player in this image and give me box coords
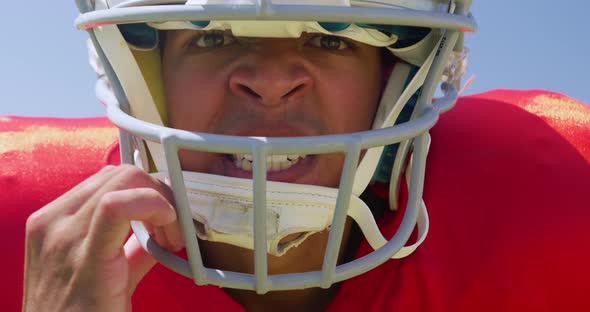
[16,0,590,311]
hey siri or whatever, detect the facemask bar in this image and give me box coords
[107,0,451,11]
[76,1,475,32]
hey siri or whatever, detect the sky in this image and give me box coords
[0,1,588,117]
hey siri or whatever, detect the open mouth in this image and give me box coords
[230,153,308,172]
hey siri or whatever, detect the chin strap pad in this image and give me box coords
[152,171,427,258]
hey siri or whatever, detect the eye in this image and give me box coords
[308,34,350,50]
[191,30,235,49]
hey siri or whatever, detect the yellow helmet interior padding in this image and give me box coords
[131,48,169,126]
[130,48,167,172]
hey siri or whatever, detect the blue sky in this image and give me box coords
[1,1,588,117]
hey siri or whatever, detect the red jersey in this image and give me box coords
[2,90,589,311]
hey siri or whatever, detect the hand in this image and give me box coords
[23,165,184,312]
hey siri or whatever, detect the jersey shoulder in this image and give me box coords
[424,89,590,310]
[0,116,120,206]
[450,89,590,160]
[330,90,590,311]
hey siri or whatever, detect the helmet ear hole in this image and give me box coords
[390,27,431,49]
[118,23,159,50]
[389,29,442,66]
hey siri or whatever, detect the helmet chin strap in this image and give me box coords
[352,40,438,199]
[146,170,428,258]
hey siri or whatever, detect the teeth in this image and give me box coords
[241,158,252,171]
[231,154,306,172]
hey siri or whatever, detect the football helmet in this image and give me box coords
[75,0,475,293]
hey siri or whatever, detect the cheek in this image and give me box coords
[162,62,231,174]
[163,60,227,132]
[320,62,382,134]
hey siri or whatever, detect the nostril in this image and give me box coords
[284,84,304,99]
[240,85,261,99]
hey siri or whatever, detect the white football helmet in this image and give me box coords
[75,0,475,293]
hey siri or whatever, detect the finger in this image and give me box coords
[72,165,169,230]
[87,187,177,262]
[150,219,185,252]
[24,165,121,268]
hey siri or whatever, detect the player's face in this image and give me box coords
[162,30,383,187]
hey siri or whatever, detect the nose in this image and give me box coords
[229,40,313,107]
